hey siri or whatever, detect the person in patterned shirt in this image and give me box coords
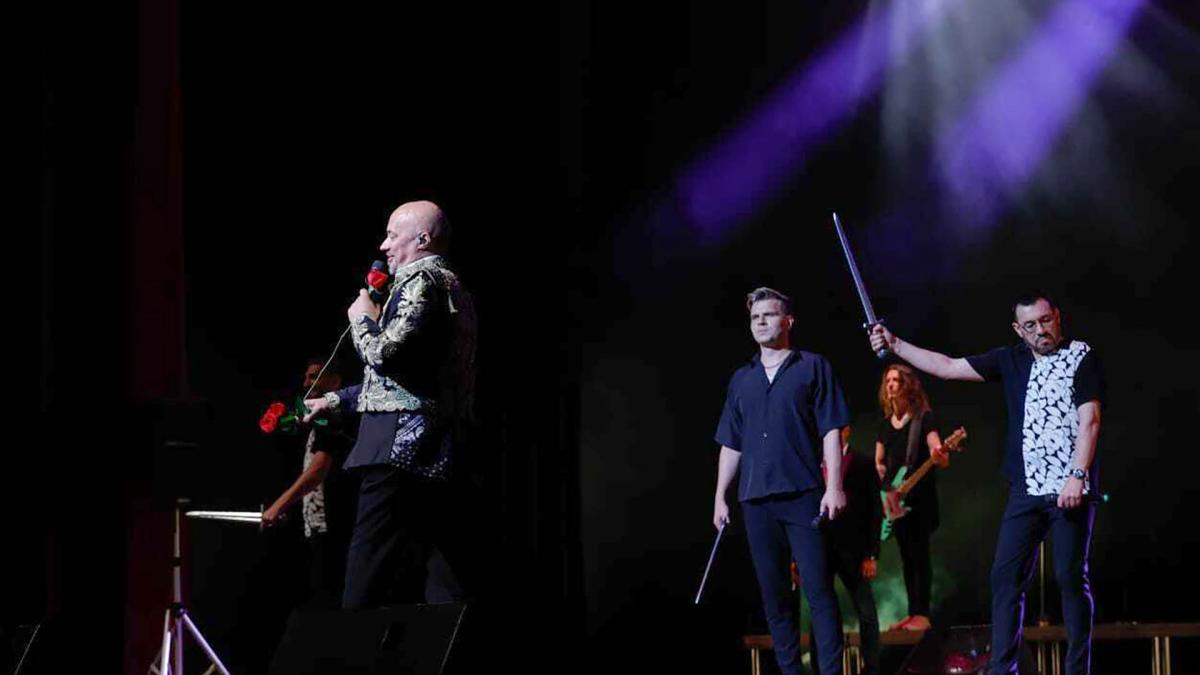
[263,359,351,607]
[303,200,477,609]
[869,292,1104,675]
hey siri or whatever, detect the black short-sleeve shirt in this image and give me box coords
[715,350,851,501]
[876,410,941,528]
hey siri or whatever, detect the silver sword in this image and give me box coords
[832,212,888,359]
[185,510,263,524]
[694,523,726,605]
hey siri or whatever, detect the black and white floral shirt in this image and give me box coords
[1020,341,1093,495]
[967,339,1105,496]
[301,429,327,538]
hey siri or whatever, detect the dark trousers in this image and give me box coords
[811,548,880,675]
[989,492,1095,675]
[893,514,933,617]
[743,490,843,675]
[343,465,443,609]
[304,532,347,609]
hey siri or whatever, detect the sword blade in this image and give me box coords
[833,212,889,358]
[832,212,879,325]
[185,510,262,524]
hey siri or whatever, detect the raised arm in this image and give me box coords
[870,324,983,382]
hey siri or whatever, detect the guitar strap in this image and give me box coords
[904,410,924,470]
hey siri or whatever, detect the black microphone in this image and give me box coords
[365,260,390,304]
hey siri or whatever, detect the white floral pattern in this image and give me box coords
[325,254,476,480]
[340,255,477,420]
[1022,340,1091,496]
[301,429,327,538]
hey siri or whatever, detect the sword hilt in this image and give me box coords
[863,318,890,359]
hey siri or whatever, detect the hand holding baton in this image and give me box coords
[694,523,726,605]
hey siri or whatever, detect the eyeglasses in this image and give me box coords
[1016,315,1056,334]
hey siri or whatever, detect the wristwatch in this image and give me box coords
[1068,468,1087,480]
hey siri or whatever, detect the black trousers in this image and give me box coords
[743,490,843,675]
[893,513,933,617]
[811,547,880,675]
[989,492,1095,675]
[343,466,444,609]
[303,532,347,609]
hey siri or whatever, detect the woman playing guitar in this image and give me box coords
[875,364,950,631]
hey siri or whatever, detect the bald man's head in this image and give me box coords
[394,201,449,242]
[380,200,451,271]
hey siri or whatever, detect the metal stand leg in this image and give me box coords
[1035,540,1051,675]
[174,613,183,675]
[843,643,862,675]
[146,499,234,675]
[842,634,851,675]
[182,612,232,675]
[1152,636,1161,675]
[1165,636,1172,675]
[159,610,172,675]
[750,647,761,675]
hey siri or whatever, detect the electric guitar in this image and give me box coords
[879,426,967,541]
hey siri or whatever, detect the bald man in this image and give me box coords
[304,201,477,608]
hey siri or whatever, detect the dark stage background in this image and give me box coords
[30,1,1200,673]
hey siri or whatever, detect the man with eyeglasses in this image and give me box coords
[868,292,1104,675]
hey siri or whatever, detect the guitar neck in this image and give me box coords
[897,456,938,496]
[893,429,965,497]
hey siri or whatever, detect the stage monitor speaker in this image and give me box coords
[267,603,465,675]
[895,624,1036,674]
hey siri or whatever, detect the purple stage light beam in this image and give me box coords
[675,0,964,245]
[934,0,1145,228]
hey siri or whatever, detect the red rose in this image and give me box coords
[366,268,390,290]
[267,402,286,416]
[259,412,279,433]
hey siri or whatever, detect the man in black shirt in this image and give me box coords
[869,292,1104,675]
[713,287,850,675]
